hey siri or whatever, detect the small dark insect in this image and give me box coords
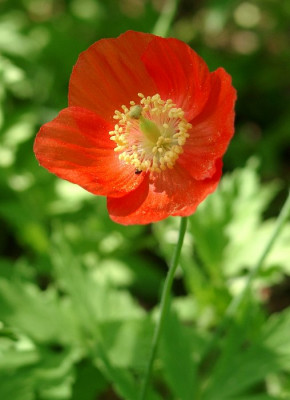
[135,169,142,175]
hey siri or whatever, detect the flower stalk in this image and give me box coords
[139,217,188,400]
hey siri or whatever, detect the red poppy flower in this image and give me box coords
[34,31,236,225]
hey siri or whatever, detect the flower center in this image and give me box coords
[109,93,191,173]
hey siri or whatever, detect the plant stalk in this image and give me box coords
[139,216,188,400]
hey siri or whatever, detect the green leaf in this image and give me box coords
[190,159,280,275]
[100,318,153,370]
[0,278,80,344]
[223,220,290,277]
[0,336,39,370]
[33,347,81,400]
[203,315,280,400]
[233,395,281,400]
[0,370,33,400]
[71,361,108,400]
[262,308,290,371]
[95,352,162,400]
[160,312,198,400]
[204,344,279,400]
[51,237,145,341]
[96,356,138,400]
[202,306,290,400]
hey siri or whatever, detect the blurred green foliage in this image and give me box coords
[0,0,290,399]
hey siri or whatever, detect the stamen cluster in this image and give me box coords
[109,93,191,173]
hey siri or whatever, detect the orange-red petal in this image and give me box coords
[141,36,211,121]
[107,160,222,225]
[34,107,144,197]
[177,68,237,180]
[68,31,157,123]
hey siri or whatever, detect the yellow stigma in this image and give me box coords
[109,93,192,174]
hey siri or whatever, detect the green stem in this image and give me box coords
[139,217,188,400]
[138,2,181,398]
[202,189,290,358]
[153,0,179,37]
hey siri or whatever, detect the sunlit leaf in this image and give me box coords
[0,278,80,344]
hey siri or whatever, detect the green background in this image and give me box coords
[0,0,289,399]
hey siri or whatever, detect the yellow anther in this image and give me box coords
[110,93,191,174]
[129,105,143,119]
